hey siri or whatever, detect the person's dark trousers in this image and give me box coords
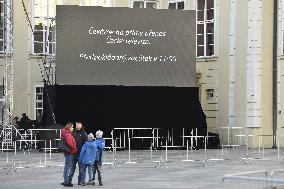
[93,161,102,185]
[68,154,82,184]
[63,153,73,184]
[80,163,94,184]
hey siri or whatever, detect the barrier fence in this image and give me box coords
[223,170,284,189]
[0,128,284,172]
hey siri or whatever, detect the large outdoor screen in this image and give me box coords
[56,6,196,87]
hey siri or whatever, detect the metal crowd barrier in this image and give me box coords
[223,170,284,189]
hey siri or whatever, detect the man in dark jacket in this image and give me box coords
[19,113,30,133]
[68,122,88,185]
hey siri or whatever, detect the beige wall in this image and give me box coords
[258,0,273,147]
[113,0,129,7]
[233,0,247,142]
[193,0,274,147]
[13,0,31,118]
[2,0,281,147]
[197,0,231,144]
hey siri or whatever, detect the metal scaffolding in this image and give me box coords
[0,0,27,150]
[0,0,14,148]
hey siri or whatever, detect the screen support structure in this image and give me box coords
[23,0,56,123]
[40,17,56,124]
[42,17,56,86]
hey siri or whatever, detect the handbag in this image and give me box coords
[57,137,71,153]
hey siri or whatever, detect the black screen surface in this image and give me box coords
[56,6,196,87]
[53,85,206,129]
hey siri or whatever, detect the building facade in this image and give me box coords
[1,0,283,147]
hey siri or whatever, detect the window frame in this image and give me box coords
[168,0,185,10]
[31,0,56,56]
[34,85,44,120]
[130,0,159,9]
[205,88,214,101]
[196,0,216,58]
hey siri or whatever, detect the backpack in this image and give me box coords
[58,136,71,153]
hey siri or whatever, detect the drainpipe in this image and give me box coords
[272,0,278,148]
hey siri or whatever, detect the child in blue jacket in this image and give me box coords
[92,130,105,186]
[79,133,97,186]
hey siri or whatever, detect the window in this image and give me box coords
[206,89,214,100]
[132,0,158,9]
[35,86,44,120]
[197,0,215,58]
[32,0,57,55]
[32,0,112,56]
[168,0,184,9]
[133,1,143,8]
